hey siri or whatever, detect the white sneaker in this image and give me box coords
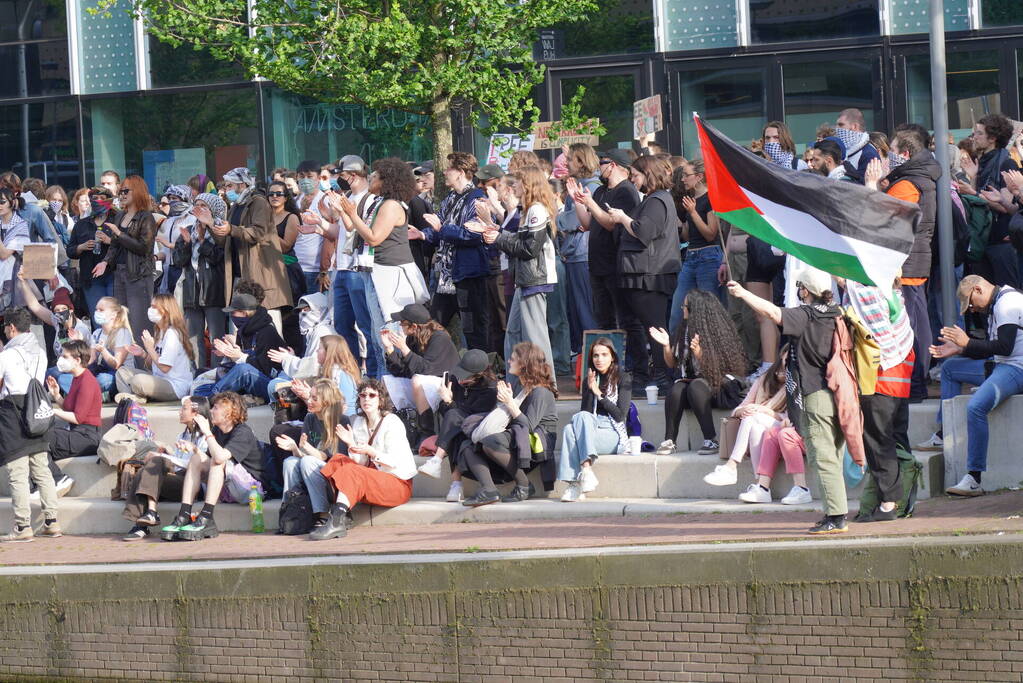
[579,468,599,493]
[561,482,585,502]
[738,483,772,503]
[946,473,984,497]
[445,481,464,503]
[55,476,74,498]
[703,464,738,486]
[655,440,676,455]
[417,454,445,479]
[916,432,943,452]
[697,439,719,456]
[780,485,812,505]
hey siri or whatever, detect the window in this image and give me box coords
[782,59,875,147]
[0,0,67,43]
[0,41,70,98]
[750,0,880,45]
[906,51,1000,139]
[560,75,636,150]
[261,86,433,171]
[82,87,260,191]
[148,36,248,88]
[889,0,970,35]
[678,67,766,158]
[660,0,738,51]
[0,100,80,188]
[982,0,1023,27]
[547,0,654,58]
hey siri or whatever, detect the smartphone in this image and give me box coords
[442,371,450,385]
[603,203,611,211]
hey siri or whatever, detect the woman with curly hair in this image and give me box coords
[651,289,747,455]
[335,157,428,357]
[312,378,416,540]
[458,341,559,507]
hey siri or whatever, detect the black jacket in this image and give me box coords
[102,210,157,282]
[235,307,285,377]
[385,329,460,377]
[886,152,940,278]
[493,218,552,289]
[173,231,226,309]
[618,190,681,277]
[68,217,109,288]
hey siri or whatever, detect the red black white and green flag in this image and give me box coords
[695,114,919,288]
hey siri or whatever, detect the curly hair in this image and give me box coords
[507,150,540,173]
[978,113,1013,149]
[446,152,479,179]
[211,391,248,425]
[511,341,558,397]
[671,290,748,390]
[356,378,395,417]
[233,279,265,304]
[372,157,418,203]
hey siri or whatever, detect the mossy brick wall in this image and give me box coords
[1,537,1023,682]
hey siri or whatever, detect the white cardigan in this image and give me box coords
[349,413,416,480]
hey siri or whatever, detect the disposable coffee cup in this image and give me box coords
[628,435,643,454]
[645,385,658,405]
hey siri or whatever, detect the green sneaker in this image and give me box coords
[159,514,193,542]
[176,515,219,542]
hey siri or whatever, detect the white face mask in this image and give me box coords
[56,356,76,373]
[147,307,162,324]
[299,310,320,336]
[93,310,110,326]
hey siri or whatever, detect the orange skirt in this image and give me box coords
[320,454,413,508]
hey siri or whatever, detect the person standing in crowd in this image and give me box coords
[336,158,429,345]
[311,379,416,540]
[558,338,631,502]
[176,192,228,368]
[651,290,746,456]
[160,392,264,541]
[91,175,157,345]
[267,180,307,354]
[808,139,851,182]
[0,187,30,309]
[833,108,881,183]
[761,121,806,170]
[43,185,72,246]
[116,293,195,403]
[866,129,940,404]
[71,188,90,221]
[558,144,600,356]
[408,161,436,282]
[480,166,558,372]
[727,268,863,534]
[670,159,722,333]
[924,275,1023,497]
[210,167,292,333]
[0,307,61,542]
[959,113,1020,287]
[99,170,120,199]
[68,188,116,313]
[0,172,59,245]
[605,155,682,393]
[423,153,492,352]
[155,185,195,296]
[475,164,509,357]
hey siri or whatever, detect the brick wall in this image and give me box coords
[1,538,1021,682]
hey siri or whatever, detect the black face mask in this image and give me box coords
[231,315,249,332]
[53,310,71,327]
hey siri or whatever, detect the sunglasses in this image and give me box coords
[358,391,379,398]
[267,191,286,198]
[330,168,342,175]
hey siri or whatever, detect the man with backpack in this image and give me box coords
[925,275,1023,496]
[0,307,61,542]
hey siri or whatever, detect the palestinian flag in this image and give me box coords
[695,115,918,288]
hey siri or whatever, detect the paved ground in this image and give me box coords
[1,489,1021,567]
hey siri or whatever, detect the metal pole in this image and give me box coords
[930,0,956,326]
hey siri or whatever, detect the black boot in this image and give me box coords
[418,408,436,437]
[500,482,535,503]
[310,503,349,540]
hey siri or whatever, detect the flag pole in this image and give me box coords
[930,0,956,326]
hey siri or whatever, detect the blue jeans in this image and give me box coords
[937,357,1023,472]
[193,363,272,399]
[303,271,320,297]
[557,412,622,482]
[670,245,723,333]
[333,270,382,377]
[48,367,115,398]
[282,455,332,514]
[266,373,292,402]
[84,274,114,315]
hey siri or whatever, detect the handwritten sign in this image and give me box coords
[21,243,57,280]
[486,133,536,171]
[633,95,663,139]
[531,120,600,150]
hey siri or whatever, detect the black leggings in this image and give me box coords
[664,378,716,444]
[462,443,529,491]
[621,288,669,384]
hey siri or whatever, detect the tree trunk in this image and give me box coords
[430,88,453,199]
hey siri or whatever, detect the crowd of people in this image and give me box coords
[1,106,1021,541]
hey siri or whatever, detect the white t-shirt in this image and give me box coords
[92,326,136,370]
[333,190,378,271]
[153,328,193,398]
[0,334,45,398]
[294,191,325,273]
[991,286,1023,370]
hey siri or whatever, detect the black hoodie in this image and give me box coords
[235,306,285,377]
[886,151,941,278]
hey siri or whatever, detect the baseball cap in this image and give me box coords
[957,274,987,315]
[450,349,490,382]
[600,148,634,169]
[223,292,260,313]
[413,160,435,175]
[794,267,833,298]
[475,164,505,181]
[338,155,367,174]
[391,303,432,325]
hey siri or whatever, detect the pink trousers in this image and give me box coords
[756,425,806,478]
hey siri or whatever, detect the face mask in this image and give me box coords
[147,307,162,324]
[231,315,249,332]
[297,178,316,195]
[888,153,908,172]
[330,178,341,191]
[93,310,110,326]
[49,200,63,214]
[319,179,331,192]
[56,357,76,373]
[299,310,320,336]
[764,141,795,169]
[226,190,240,203]
[169,200,190,216]
[53,310,71,326]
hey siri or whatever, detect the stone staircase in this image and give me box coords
[0,398,946,535]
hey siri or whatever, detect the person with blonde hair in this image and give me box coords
[116,293,195,402]
[276,333,361,415]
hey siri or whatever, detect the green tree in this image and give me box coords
[97,0,597,168]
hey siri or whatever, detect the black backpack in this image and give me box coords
[11,348,53,437]
[277,487,314,535]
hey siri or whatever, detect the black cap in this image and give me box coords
[600,148,634,169]
[223,292,259,313]
[451,349,489,382]
[391,303,432,324]
[475,164,505,181]
[413,160,435,175]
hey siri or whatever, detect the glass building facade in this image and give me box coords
[1,0,1022,189]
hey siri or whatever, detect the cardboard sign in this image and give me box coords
[531,120,600,150]
[633,95,663,139]
[487,133,536,171]
[21,243,57,280]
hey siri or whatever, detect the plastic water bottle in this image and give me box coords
[248,484,264,533]
[93,229,103,255]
